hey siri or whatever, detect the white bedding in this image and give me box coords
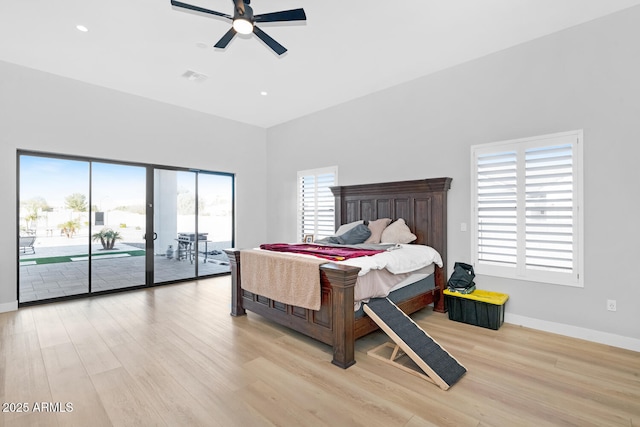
[352,264,435,309]
[335,243,442,276]
[339,244,442,308]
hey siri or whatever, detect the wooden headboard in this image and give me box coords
[330,177,452,277]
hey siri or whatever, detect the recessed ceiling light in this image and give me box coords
[260,91,268,96]
[76,25,88,32]
[195,42,208,49]
[181,69,208,83]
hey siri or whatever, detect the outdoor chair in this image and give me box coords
[19,235,36,254]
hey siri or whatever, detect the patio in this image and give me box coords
[18,238,231,303]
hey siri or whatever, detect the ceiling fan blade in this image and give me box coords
[253,26,287,55]
[254,8,306,23]
[170,0,232,20]
[214,27,237,49]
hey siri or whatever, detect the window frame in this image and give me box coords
[296,166,338,242]
[470,130,584,287]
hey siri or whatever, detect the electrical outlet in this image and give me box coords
[607,299,617,312]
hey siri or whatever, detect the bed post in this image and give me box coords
[320,263,360,369]
[433,266,446,313]
[224,249,246,317]
[430,177,451,314]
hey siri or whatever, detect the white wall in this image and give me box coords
[0,61,268,310]
[266,7,640,349]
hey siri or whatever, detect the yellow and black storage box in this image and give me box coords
[443,289,509,330]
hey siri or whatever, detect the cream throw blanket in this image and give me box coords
[240,249,328,311]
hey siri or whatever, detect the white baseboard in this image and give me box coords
[505,313,640,352]
[0,300,18,313]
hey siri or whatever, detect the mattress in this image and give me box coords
[354,263,435,305]
[354,272,436,319]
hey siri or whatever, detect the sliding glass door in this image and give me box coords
[18,156,90,302]
[91,162,147,291]
[18,152,234,305]
[196,172,233,269]
[152,169,233,284]
[153,169,197,283]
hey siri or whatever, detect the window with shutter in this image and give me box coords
[297,167,337,242]
[471,131,583,287]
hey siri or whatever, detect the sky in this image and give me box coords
[19,155,233,210]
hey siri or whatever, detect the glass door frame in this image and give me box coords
[17,150,235,306]
[146,166,155,285]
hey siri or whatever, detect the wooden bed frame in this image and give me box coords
[224,177,452,369]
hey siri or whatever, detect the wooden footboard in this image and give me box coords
[225,249,445,368]
[226,249,360,368]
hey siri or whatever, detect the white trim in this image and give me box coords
[505,313,640,352]
[0,300,18,313]
[296,166,338,180]
[470,130,584,287]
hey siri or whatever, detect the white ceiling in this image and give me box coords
[2,0,640,128]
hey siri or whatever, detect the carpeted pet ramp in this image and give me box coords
[363,298,466,390]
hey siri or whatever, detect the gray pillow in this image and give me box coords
[335,223,371,244]
[318,223,371,245]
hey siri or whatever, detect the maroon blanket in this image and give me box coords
[259,243,384,261]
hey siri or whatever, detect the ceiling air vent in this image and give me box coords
[181,69,208,83]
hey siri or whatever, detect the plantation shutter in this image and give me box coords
[472,131,582,287]
[476,150,518,267]
[525,144,574,273]
[298,168,337,241]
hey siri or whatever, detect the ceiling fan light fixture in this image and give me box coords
[171,0,306,55]
[232,18,253,35]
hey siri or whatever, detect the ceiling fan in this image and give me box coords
[170,0,306,56]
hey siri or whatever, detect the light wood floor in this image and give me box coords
[1,277,638,427]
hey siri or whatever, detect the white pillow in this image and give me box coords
[334,220,364,236]
[381,218,417,244]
